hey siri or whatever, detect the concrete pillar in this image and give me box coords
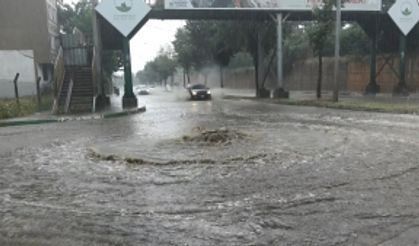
[122,38,138,108]
[365,18,380,95]
[256,29,269,98]
[92,0,110,110]
[273,13,289,98]
[393,34,409,96]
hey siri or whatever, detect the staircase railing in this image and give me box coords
[64,78,74,114]
[52,47,65,114]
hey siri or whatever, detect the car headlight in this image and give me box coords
[192,91,197,96]
[207,90,211,95]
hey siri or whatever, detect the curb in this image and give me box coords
[0,119,60,128]
[103,106,146,119]
[0,106,146,128]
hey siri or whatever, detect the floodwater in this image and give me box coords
[1,88,419,245]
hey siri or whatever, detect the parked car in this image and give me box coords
[188,84,212,100]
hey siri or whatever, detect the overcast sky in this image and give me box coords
[63,0,184,73]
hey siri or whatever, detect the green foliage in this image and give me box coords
[0,94,53,119]
[58,0,93,39]
[58,1,122,75]
[228,52,254,69]
[173,21,239,71]
[283,23,311,75]
[307,0,335,56]
[173,28,194,74]
[340,24,370,56]
[137,49,177,84]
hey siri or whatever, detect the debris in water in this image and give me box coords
[182,127,248,145]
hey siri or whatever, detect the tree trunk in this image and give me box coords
[254,57,259,97]
[204,73,208,86]
[317,52,323,99]
[219,65,224,88]
[183,68,186,88]
[187,70,191,85]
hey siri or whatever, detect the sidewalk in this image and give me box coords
[0,94,146,127]
[222,89,419,115]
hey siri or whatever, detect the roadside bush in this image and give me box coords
[0,94,53,119]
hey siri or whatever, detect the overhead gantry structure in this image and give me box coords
[93,2,407,108]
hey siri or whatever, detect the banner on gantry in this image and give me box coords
[164,0,382,11]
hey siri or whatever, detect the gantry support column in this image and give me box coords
[273,13,289,98]
[122,38,138,108]
[365,19,380,95]
[92,1,110,110]
[393,34,409,96]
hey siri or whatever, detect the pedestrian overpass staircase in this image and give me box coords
[55,66,94,114]
[52,33,96,114]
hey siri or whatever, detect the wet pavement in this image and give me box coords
[1,88,419,245]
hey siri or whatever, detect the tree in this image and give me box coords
[58,0,93,41]
[340,24,370,57]
[307,0,335,99]
[214,41,233,88]
[173,28,194,86]
[227,20,276,97]
[137,49,177,88]
[173,21,237,87]
[137,62,159,84]
[153,53,177,87]
[184,21,216,85]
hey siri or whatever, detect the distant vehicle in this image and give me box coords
[138,88,151,95]
[188,84,211,100]
[135,85,151,95]
[113,86,120,96]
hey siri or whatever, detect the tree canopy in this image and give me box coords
[137,48,177,85]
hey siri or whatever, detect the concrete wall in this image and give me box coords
[172,54,419,94]
[0,50,37,98]
[0,0,58,64]
[285,57,348,91]
[347,55,419,93]
[214,57,348,92]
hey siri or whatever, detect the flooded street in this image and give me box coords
[1,88,419,245]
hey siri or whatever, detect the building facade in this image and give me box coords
[0,0,59,98]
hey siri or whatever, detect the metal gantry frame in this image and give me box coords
[94,6,397,107]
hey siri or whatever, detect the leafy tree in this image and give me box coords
[137,49,177,87]
[340,24,370,57]
[173,28,194,85]
[153,52,177,86]
[137,62,159,84]
[57,1,123,79]
[174,21,236,86]
[214,41,234,88]
[307,0,335,99]
[58,0,93,40]
[184,21,216,85]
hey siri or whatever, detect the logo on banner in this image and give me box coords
[388,0,419,36]
[401,2,413,16]
[114,0,133,12]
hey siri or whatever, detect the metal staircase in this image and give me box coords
[53,32,95,114]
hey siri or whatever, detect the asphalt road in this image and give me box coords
[1,88,419,246]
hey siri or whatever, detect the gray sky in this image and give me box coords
[63,0,184,73]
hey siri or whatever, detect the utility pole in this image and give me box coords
[333,0,341,102]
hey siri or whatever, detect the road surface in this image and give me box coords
[1,88,419,245]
